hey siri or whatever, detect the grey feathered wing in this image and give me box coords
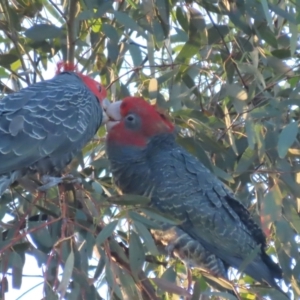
[0,72,102,195]
[152,146,282,288]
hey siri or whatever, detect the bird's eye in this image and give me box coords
[97,84,102,92]
[125,113,140,130]
[126,114,135,122]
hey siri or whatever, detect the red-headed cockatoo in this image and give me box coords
[0,62,109,195]
[104,97,283,290]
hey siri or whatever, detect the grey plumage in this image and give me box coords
[106,133,282,288]
[0,72,103,195]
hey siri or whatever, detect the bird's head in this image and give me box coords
[105,97,174,148]
[56,61,108,105]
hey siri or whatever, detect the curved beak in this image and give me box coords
[104,100,122,131]
[101,98,111,125]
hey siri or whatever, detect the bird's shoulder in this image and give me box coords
[165,144,266,247]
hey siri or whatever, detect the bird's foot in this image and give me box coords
[38,174,82,191]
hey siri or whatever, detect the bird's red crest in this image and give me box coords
[55,61,107,102]
[55,61,78,75]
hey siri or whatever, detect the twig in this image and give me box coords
[205,9,248,91]
[49,0,67,21]
[2,0,31,84]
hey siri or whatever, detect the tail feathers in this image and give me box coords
[245,254,287,297]
[245,259,279,289]
[246,251,283,289]
[262,251,283,279]
[0,171,21,196]
[228,251,282,289]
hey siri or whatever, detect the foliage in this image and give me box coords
[0,0,299,299]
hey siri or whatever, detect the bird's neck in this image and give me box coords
[106,133,176,196]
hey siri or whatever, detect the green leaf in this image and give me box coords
[266,56,294,77]
[191,279,202,300]
[261,186,282,230]
[207,25,229,45]
[107,39,119,63]
[269,3,297,24]
[228,10,252,35]
[202,291,237,300]
[96,220,118,246]
[128,211,162,229]
[189,8,206,32]
[119,268,141,299]
[260,0,273,30]
[161,266,176,282]
[91,180,103,194]
[102,23,119,43]
[176,7,188,32]
[236,36,254,52]
[275,219,298,258]
[245,117,256,149]
[129,231,145,277]
[283,199,300,234]
[10,252,23,289]
[174,41,199,65]
[177,137,213,172]
[93,248,106,280]
[157,69,178,85]
[105,260,123,299]
[271,49,291,59]
[289,22,297,55]
[25,24,62,41]
[133,220,159,255]
[155,0,169,26]
[224,83,248,113]
[237,63,266,88]
[213,166,234,183]
[235,147,256,175]
[57,250,74,297]
[0,53,19,67]
[139,208,179,224]
[129,43,143,67]
[28,222,54,253]
[223,105,238,156]
[151,277,190,297]
[114,11,145,37]
[278,121,298,158]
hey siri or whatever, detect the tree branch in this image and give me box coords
[66,0,79,65]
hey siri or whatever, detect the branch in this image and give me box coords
[0,81,14,94]
[66,0,79,65]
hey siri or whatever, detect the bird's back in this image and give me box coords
[108,133,282,287]
[0,72,103,192]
